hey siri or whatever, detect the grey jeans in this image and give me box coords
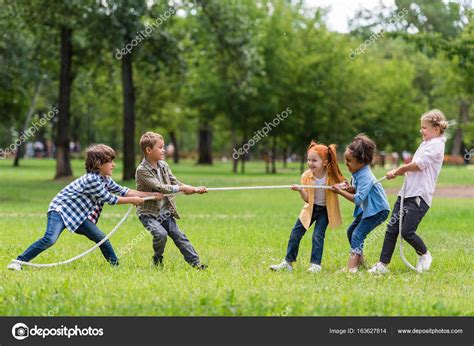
[138,214,200,265]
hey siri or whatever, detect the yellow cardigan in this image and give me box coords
[298,169,343,230]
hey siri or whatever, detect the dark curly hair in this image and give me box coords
[346,134,376,165]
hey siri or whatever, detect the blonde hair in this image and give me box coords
[139,131,164,155]
[85,144,116,173]
[421,109,448,134]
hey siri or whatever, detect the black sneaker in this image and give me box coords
[152,255,163,267]
[192,263,208,271]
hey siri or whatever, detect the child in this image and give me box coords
[270,140,346,273]
[369,110,448,274]
[7,144,161,271]
[135,132,208,270]
[332,134,390,273]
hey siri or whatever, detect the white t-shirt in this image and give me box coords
[399,136,446,206]
[314,173,327,206]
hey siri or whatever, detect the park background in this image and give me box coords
[0,0,473,316]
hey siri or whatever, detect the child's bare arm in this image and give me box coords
[346,186,356,194]
[117,196,145,206]
[331,181,355,194]
[330,184,355,203]
[291,185,309,203]
[387,161,421,179]
[125,189,162,200]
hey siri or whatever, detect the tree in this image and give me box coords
[96,0,149,180]
[350,0,473,155]
[7,1,98,178]
[192,0,263,170]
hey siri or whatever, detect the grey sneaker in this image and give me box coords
[270,260,293,272]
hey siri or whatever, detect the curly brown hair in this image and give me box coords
[85,144,116,173]
[346,134,376,165]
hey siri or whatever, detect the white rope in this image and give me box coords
[13,177,389,269]
[398,174,420,272]
[163,184,331,197]
[164,177,387,197]
[12,196,157,268]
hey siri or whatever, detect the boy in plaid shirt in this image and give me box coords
[136,132,208,270]
[7,144,161,271]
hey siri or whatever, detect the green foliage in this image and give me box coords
[0,0,471,163]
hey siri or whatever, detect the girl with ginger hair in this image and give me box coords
[270,140,346,273]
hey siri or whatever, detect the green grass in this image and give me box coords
[1,159,473,316]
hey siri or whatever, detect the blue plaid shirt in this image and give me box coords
[48,172,129,232]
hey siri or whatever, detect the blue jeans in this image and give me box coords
[285,205,329,265]
[17,211,119,265]
[347,210,389,255]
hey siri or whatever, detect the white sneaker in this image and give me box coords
[7,261,22,271]
[307,263,321,273]
[368,262,388,274]
[270,260,293,272]
[416,251,433,272]
[338,267,358,274]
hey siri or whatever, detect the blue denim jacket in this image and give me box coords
[352,165,390,218]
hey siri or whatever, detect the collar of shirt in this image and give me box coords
[352,164,369,180]
[91,171,109,183]
[142,158,160,172]
[141,158,167,183]
[423,135,447,145]
[306,170,327,181]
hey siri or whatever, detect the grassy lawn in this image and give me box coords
[1,159,473,316]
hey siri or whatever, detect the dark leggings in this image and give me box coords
[379,196,429,264]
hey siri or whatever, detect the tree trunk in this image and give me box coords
[271,136,277,174]
[13,130,24,166]
[264,146,270,174]
[14,79,43,167]
[240,138,246,174]
[197,120,213,165]
[231,128,238,173]
[169,131,179,164]
[282,145,289,168]
[54,26,73,179]
[451,99,470,156]
[122,50,135,180]
[300,149,305,174]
